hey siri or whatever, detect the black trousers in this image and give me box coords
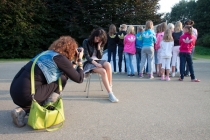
[10,62,67,112]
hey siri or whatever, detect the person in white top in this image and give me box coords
[159,29,174,81]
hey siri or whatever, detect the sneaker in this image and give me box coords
[161,75,165,81]
[11,107,26,127]
[113,72,118,74]
[166,76,170,81]
[139,73,143,78]
[148,74,154,79]
[108,93,119,103]
[127,74,131,77]
[130,74,135,77]
[172,72,175,77]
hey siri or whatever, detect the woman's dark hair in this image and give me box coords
[184,19,194,26]
[88,28,107,49]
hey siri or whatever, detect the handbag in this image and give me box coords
[27,51,65,131]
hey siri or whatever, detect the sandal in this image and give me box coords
[178,78,183,81]
[191,79,200,82]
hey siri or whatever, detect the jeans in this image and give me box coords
[108,48,117,72]
[139,47,154,75]
[179,52,195,80]
[136,48,142,75]
[185,47,195,75]
[118,47,126,72]
[124,52,134,75]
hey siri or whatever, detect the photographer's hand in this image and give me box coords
[78,48,84,59]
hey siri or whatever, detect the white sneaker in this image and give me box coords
[11,107,26,127]
[172,72,175,77]
[108,93,119,103]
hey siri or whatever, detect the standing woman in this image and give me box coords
[10,36,84,127]
[107,24,118,74]
[123,25,136,77]
[171,21,183,77]
[184,19,198,76]
[135,26,144,76]
[117,24,127,74]
[82,28,119,102]
[179,25,200,82]
[155,22,166,77]
[139,20,156,79]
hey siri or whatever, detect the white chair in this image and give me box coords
[84,71,103,98]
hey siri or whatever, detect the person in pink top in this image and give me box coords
[179,25,200,82]
[155,22,166,77]
[124,25,136,77]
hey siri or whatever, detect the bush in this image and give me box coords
[196,34,210,48]
[194,45,210,55]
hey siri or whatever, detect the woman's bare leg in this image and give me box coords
[102,62,112,86]
[93,67,111,93]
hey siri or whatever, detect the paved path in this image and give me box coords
[0,59,210,140]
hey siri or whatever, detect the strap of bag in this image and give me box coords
[30,51,62,96]
[30,51,64,131]
[45,106,64,132]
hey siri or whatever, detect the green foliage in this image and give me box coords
[167,0,196,24]
[0,0,50,58]
[0,0,162,58]
[194,45,210,56]
[196,34,210,48]
[193,0,210,39]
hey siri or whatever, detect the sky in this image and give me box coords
[158,0,181,13]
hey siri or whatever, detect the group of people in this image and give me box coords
[9,19,200,128]
[106,19,200,82]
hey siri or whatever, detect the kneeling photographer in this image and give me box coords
[10,36,84,127]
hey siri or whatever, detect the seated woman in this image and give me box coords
[82,28,119,103]
[10,36,84,127]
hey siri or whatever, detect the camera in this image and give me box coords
[77,48,82,52]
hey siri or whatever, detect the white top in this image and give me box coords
[160,41,174,58]
[91,49,99,60]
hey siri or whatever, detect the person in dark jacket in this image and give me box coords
[10,36,84,127]
[82,28,119,103]
[117,24,127,73]
[171,21,183,77]
[107,24,118,74]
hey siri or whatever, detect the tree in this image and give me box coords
[167,0,196,24]
[0,0,162,58]
[0,0,50,58]
[193,0,210,38]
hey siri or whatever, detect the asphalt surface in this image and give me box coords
[0,58,210,140]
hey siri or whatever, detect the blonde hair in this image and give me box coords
[161,22,167,32]
[127,25,135,34]
[145,20,153,30]
[108,24,116,36]
[137,26,144,32]
[167,23,174,31]
[163,29,173,42]
[120,24,127,31]
[174,21,183,32]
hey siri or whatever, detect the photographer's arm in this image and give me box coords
[54,55,84,83]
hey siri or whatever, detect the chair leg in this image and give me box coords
[98,74,103,91]
[84,74,89,92]
[86,74,91,98]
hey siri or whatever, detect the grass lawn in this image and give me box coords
[0,58,30,62]
[194,45,210,59]
[0,46,209,61]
